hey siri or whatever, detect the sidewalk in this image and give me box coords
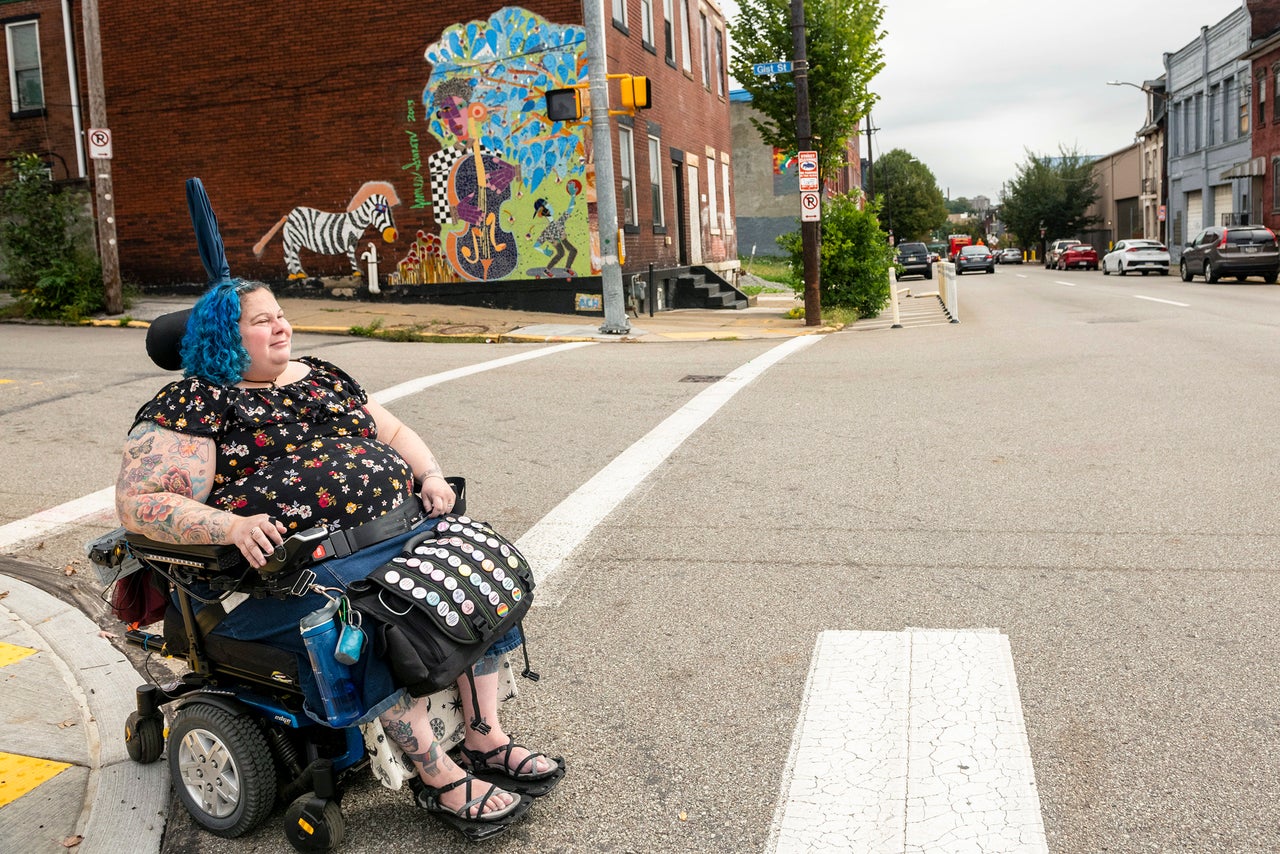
[76,286,832,342]
[0,574,166,854]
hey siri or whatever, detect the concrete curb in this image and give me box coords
[0,575,166,854]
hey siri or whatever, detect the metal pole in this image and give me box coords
[790,0,820,327]
[583,0,630,334]
[81,0,122,313]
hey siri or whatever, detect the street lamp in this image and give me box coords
[1106,80,1168,101]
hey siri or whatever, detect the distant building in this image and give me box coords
[1084,142,1142,253]
[728,88,860,257]
[1136,77,1168,243]
[1241,0,1280,236]
[1163,4,1255,258]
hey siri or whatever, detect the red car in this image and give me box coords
[1057,243,1098,271]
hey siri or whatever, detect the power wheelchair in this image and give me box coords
[88,476,510,851]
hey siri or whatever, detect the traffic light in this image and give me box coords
[620,75,651,110]
[545,87,583,121]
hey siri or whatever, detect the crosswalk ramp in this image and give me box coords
[846,293,954,331]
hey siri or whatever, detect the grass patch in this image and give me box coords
[349,318,490,343]
[741,254,798,288]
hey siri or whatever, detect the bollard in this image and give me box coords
[889,269,903,328]
[361,242,380,294]
[647,263,656,318]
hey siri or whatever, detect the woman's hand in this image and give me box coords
[227,514,287,568]
[420,475,457,518]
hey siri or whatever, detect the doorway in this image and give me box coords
[672,158,688,265]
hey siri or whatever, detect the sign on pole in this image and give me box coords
[87,127,112,160]
[800,190,820,222]
[752,61,794,76]
[1158,204,1167,222]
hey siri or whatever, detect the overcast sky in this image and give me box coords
[871,0,1245,201]
[725,0,1246,202]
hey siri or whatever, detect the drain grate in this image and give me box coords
[680,375,725,383]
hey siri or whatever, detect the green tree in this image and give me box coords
[0,153,103,320]
[729,0,885,184]
[1000,146,1099,250]
[872,148,948,243]
[945,196,971,215]
[778,194,895,317]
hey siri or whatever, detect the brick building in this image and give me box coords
[1242,0,1280,235]
[0,0,739,313]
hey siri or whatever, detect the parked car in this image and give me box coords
[927,243,946,263]
[955,244,995,274]
[997,247,1023,264]
[895,241,933,280]
[1044,239,1080,268]
[1101,239,1170,276]
[1056,242,1098,271]
[1179,225,1280,283]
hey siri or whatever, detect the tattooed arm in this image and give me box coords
[115,421,284,568]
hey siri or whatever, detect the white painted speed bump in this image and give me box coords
[768,629,1047,854]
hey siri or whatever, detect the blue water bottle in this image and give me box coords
[299,598,361,727]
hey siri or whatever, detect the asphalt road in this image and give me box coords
[3,264,1280,853]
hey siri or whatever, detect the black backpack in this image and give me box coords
[346,514,536,722]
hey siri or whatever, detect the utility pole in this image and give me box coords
[582,0,630,334]
[789,0,820,327]
[81,0,121,313]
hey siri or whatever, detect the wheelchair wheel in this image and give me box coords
[284,794,345,852]
[124,711,165,764]
[169,702,278,838]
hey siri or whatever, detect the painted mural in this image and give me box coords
[390,7,593,286]
[253,181,400,279]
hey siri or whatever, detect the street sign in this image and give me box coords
[798,150,819,191]
[1158,204,1167,222]
[87,128,112,160]
[801,190,820,222]
[753,61,794,76]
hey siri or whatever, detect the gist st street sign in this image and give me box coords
[752,61,794,76]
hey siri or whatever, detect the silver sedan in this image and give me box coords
[1101,239,1170,276]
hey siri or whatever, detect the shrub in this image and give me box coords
[778,193,896,318]
[0,153,104,320]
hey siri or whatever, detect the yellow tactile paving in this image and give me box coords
[0,642,36,668]
[0,752,72,808]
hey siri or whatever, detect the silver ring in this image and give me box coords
[250,527,260,535]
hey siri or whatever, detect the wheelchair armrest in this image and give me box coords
[123,533,246,575]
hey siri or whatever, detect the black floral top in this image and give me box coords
[132,357,414,532]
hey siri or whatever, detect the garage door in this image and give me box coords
[1186,190,1203,236]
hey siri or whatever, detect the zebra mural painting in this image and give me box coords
[254,181,400,280]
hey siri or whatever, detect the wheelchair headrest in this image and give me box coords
[146,308,192,371]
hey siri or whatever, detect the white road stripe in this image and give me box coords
[522,335,821,604]
[371,342,594,404]
[1053,280,1076,287]
[767,629,1047,854]
[0,344,595,552]
[1133,295,1190,307]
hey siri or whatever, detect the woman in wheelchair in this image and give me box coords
[115,279,561,834]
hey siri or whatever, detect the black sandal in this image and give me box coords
[457,738,566,797]
[410,774,531,841]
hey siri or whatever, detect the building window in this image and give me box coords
[1259,71,1267,127]
[721,158,733,232]
[1273,157,1280,211]
[663,0,675,63]
[612,0,627,30]
[1208,83,1219,146]
[706,148,718,231]
[1273,66,1280,122]
[700,13,711,89]
[1193,92,1203,150]
[1239,77,1250,135]
[648,135,665,227]
[679,0,692,73]
[715,28,726,97]
[640,0,654,47]
[619,126,637,226]
[6,20,44,113]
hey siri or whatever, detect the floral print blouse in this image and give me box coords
[132,357,414,532]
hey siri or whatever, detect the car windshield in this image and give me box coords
[960,246,988,256]
[1128,240,1160,248]
[899,243,926,253]
[1225,229,1276,246]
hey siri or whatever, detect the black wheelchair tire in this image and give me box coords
[125,711,165,764]
[169,702,278,838]
[284,795,346,852]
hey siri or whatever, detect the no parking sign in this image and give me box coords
[87,128,112,160]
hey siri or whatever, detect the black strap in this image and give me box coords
[310,498,426,561]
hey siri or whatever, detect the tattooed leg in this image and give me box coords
[380,694,514,816]
[459,662,552,775]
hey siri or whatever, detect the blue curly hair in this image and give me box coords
[180,279,270,385]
